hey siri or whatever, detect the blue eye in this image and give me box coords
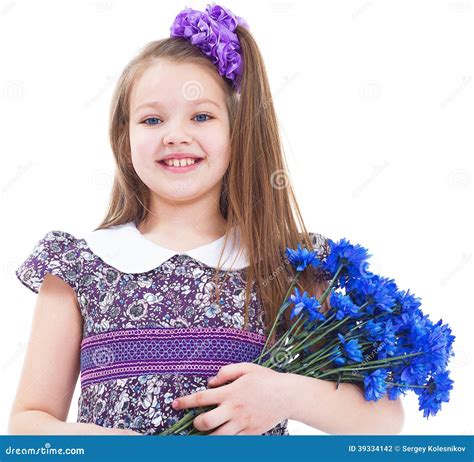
[194,113,212,122]
[141,113,213,126]
[143,117,161,126]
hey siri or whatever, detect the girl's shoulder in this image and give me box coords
[307,230,331,260]
[15,222,251,295]
[15,229,86,295]
[306,230,333,283]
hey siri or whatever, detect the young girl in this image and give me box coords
[9,4,404,436]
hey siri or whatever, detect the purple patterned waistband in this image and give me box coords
[80,327,269,387]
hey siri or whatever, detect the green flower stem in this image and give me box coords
[303,357,337,375]
[287,344,339,373]
[256,312,306,366]
[285,264,343,342]
[388,382,428,389]
[319,264,344,305]
[313,352,424,379]
[256,272,302,365]
[343,310,390,335]
[313,363,393,378]
[160,412,196,435]
[294,302,390,370]
[290,317,350,357]
[333,374,430,391]
[258,264,343,367]
[305,312,337,334]
[158,405,214,436]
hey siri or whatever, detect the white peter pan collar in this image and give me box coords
[82,221,249,273]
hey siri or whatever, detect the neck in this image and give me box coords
[137,188,227,244]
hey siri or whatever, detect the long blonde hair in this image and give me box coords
[95,27,330,342]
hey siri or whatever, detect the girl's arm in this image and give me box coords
[8,274,140,436]
[9,410,139,435]
[282,372,405,434]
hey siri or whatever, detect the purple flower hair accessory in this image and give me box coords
[170,3,249,92]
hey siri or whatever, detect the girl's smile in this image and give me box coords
[156,157,204,173]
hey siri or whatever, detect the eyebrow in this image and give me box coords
[133,98,221,113]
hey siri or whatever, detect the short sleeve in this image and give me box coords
[308,231,332,283]
[15,230,83,294]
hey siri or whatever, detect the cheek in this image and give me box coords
[130,127,158,161]
[203,135,231,165]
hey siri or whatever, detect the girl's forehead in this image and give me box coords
[140,61,220,89]
[130,61,226,112]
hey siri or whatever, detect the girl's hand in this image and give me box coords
[171,363,290,435]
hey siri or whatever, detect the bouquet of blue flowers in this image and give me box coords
[159,238,455,435]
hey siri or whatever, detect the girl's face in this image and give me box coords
[129,59,231,203]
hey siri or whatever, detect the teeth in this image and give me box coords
[164,158,198,167]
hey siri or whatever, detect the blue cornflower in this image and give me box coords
[347,274,397,315]
[322,238,372,284]
[337,333,364,362]
[330,291,364,320]
[400,359,430,387]
[286,243,322,272]
[394,307,432,353]
[395,306,455,377]
[364,319,385,340]
[417,370,453,418]
[375,320,397,359]
[363,369,389,401]
[417,319,456,375]
[289,287,324,322]
[364,319,397,359]
[396,288,422,315]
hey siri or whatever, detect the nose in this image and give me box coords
[162,120,192,146]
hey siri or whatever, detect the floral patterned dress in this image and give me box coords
[15,221,330,435]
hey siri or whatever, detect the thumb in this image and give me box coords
[207,362,254,387]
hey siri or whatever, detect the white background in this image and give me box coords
[0,0,472,435]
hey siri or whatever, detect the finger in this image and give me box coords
[208,419,244,436]
[193,404,232,432]
[172,387,222,410]
[207,362,254,387]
